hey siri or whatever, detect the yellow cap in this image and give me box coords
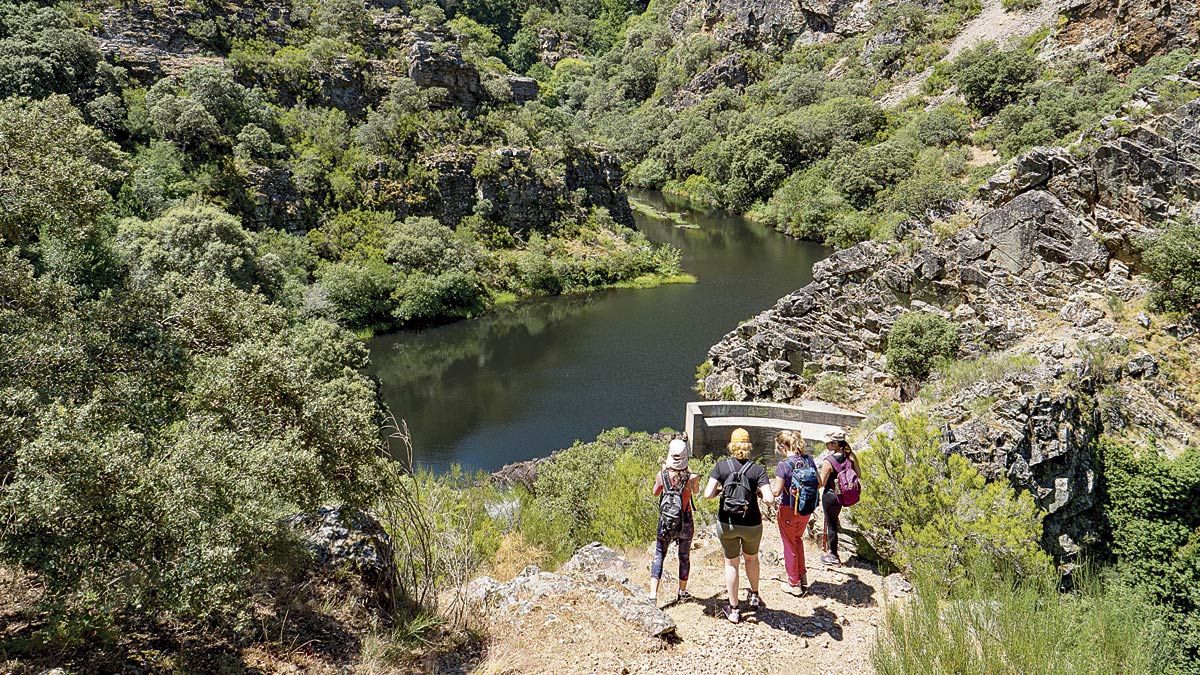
[730,428,751,444]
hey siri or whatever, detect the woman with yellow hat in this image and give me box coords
[703,427,775,623]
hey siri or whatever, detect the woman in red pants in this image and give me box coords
[769,430,820,596]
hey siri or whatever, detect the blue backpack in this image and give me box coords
[788,455,819,515]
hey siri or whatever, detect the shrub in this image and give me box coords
[853,412,1049,578]
[811,372,850,402]
[315,259,397,327]
[392,269,488,325]
[920,352,1039,402]
[1001,0,1040,10]
[521,429,718,560]
[916,105,971,147]
[831,139,919,208]
[1142,217,1200,313]
[873,561,1175,674]
[952,43,1041,114]
[885,311,960,379]
[885,150,966,219]
[309,209,397,263]
[1098,439,1200,668]
[385,216,483,276]
[119,204,280,295]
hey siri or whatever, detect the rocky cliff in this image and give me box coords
[702,68,1200,558]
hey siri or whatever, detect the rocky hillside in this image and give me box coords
[702,68,1200,558]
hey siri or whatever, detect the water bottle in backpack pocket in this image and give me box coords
[788,455,819,515]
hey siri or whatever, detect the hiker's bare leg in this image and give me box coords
[744,553,760,594]
[724,557,740,606]
[649,576,659,598]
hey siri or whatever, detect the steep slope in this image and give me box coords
[702,69,1200,557]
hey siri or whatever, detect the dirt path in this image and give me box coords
[473,524,890,674]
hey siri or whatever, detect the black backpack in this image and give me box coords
[721,458,756,518]
[658,470,688,536]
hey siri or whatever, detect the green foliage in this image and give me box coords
[0,245,386,638]
[873,560,1176,675]
[1098,439,1200,669]
[853,412,1049,579]
[1001,0,1040,10]
[315,259,397,327]
[0,95,125,258]
[119,204,281,295]
[392,269,488,324]
[919,352,1039,403]
[0,4,101,102]
[885,311,960,379]
[916,105,971,147]
[521,429,714,561]
[1142,216,1200,313]
[952,43,1041,114]
[811,372,849,402]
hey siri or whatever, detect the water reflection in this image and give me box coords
[368,191,828,472]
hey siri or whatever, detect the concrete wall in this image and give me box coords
[684,400,867,460]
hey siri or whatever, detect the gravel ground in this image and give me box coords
[473,522,893,674]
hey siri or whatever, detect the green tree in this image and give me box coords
[1142,217,1200,313]
[1099,439,1200,668]
[886,311,960,379]
[853,412,1049,578]
[118,204,281,295]
[953,43,1040,114]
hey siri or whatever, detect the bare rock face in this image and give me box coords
[243,164,306,232]
[670,53,751,109]
[286,506,397,608]
[703,70,1200,559]
[668,0,867,49]
[467,544,676,637]
[407,40,483,110]
[536,26,584,68]
[414,146,634,234]
[1057,0,1199,73]
[507,75,540,105]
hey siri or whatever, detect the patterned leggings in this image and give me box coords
[650,515,695,581]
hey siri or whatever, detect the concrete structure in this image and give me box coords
[684,400,867,457]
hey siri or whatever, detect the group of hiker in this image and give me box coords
[649,427,861,624]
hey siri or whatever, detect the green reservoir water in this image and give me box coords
[367,191,827,472]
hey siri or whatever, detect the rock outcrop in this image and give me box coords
[670,53,751,109]
[468,543,677,637]
[1056,0,1200,73]
[415,145,634,233]
[286,505,398,607]
[668,0,870,49]
[407,40,484,110]
[703,72,1200,557]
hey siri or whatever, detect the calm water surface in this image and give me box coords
[367,191,827,472]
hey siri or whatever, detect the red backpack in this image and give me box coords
[828,454,861,507]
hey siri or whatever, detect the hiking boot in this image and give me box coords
[677,589,692,603]
[748,591,765,609]
[780,581,803,596]
[723,604,741,623]
[821,552,840,567]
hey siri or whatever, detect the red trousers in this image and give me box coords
[777,505,811,585]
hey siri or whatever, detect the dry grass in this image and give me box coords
[487,532,551,582]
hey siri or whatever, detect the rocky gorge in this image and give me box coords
[702,67,1200,559]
